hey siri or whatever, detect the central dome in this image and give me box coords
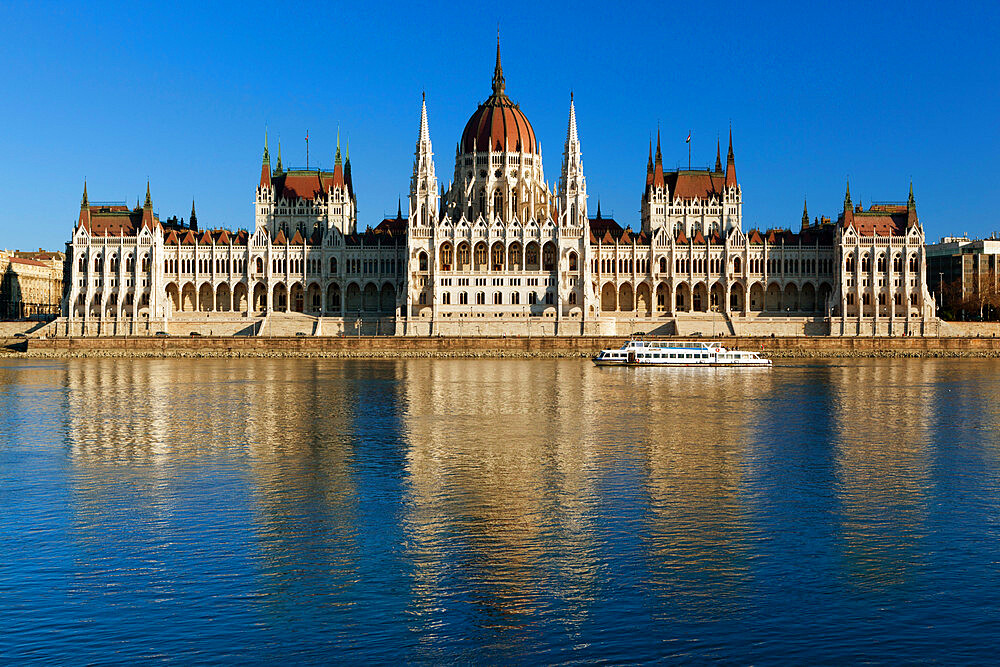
[459,43,537,155]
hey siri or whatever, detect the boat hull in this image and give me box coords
[592,358,771,368]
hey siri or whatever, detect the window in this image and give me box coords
[568,252,578,272]
[493,292,502,305]
[568,292,577,305]
[543,244,556,271]
[330,257,338,273]
[418,252,428,272]
[459,292,468,305]
[476,292,485,305]
[529,292,537,304]
[442,292,451,305]
[511,292,520,305]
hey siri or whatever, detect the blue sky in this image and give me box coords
[1,1,997,250]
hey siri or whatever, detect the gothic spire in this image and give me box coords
[715,137,723,173]
[492,30,505,96]
[276,139,283,174]
[144,181,152,208]
[802,197,809,229]
[596,199,602,219]
[335,128,342,167]
[81,180,88,208]
[908,180,915,208]
[397,198,402,220]
[263,127,270,162]
[565,91,578,146]
[844,180,852,212]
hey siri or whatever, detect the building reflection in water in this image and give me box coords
[829,360,935,592]
[398,359,604,659]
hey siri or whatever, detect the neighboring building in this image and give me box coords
[0,249,64,319]
[59,40,936,336]
[925,236,1000,316]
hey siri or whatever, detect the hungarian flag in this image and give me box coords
[686,132,691,143]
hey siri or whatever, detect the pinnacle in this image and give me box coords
[565,92,578,146]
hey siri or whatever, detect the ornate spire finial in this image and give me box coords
[844,179,852,211]
[419,92,430,143]
[565,92,578,146]
[397,197,402,220]
[727,124,735,161]
[144,181,152,208]
[802,197,809,228]
[335,127,342,166]
[596,199,602,219]
[908,180,915,208]
[264,127,270,162]
[715,136,722,173]
[492,29,505,96]
[655,127,662,164]
[81,180,88,208]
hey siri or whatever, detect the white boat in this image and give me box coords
[593,339,772,367]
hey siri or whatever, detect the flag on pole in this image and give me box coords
[686,132,691,143]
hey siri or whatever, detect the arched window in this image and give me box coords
[861,254,870,272]
[909,255,918,272]
[877,254,886,272]
[418,252,428,272]
[256,257,264,273]
[458,243,470,267]
[845,254,855,273]
[568,252,578,272]
[659,257,667,273]
[569,292,577,305]
[440,243,453,270]
[475,243,488,268]
[330,257,338,273]
[893,254,902,272]
[78,255,85,272]
[511,292,520,305]
[542,243,556,271]
[459,292,468,305]
[493,291,502,305]
[476,291,485,305]
[491,243,504,270]
[733,257,742,273]
[442,292,451,305]
[493,189,504,219]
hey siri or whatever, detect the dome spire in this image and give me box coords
[492,28,505,96]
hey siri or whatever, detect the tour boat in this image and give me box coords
[593,339,772,367]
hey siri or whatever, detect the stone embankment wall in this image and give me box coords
[12,334,1000,358]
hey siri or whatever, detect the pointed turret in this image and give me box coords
[77,181,91,231]
[332,130,345,187]
[344,139,354,197]
[907,181,918,228]
[646,139,654,186]
[801,198,809,230]
[81,180,88,208]
[652,129,665,188]
[596,200,602,219]
[275,139,283,175]
[260,131,272,188]
[190,199,198,231]
[141,181,155,230]
[844,180,852,212]
[715,137,723,173]
[725,127,737,188]
[397,198,403,220]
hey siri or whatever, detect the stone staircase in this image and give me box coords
[258,312,318,336]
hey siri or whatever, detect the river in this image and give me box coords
[1,358,998,663]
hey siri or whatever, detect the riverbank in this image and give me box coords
[4,334,1000,358]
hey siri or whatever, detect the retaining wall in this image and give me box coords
[18,334,1000,358]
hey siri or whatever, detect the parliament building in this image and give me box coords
[60,43,936,337]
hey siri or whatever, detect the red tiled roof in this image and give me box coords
[665,170,728,200]
[290,230,304,245]
[274,229,287,244]
[9,257,48,268]
[691,230,706,245]
[272,170,344,201]
[675,230,688,244]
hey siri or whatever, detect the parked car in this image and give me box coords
[295,332,309,337]
[13,332,27,339]
[189,331,202,337]
[155,331,170,337]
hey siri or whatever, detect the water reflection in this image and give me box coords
[0,357,995,661]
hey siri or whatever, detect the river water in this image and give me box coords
[1,357,999,663]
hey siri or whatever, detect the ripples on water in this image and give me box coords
[1,358,999,663]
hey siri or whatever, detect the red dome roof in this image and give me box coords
[459,43,537,154]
